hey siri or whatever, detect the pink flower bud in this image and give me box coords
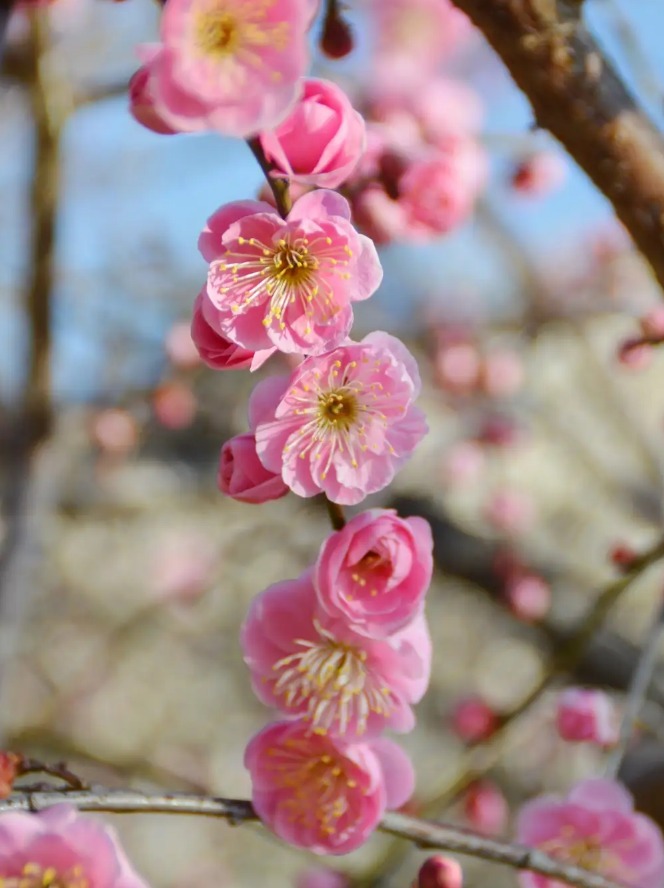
[617,338,653,370]
[609,542,637,572]
[218,433,289,505]
[505,573,551,622]
[463,781,508,836]
[191,290,274,371]
[556,687,618,747]
[90,409,138,456]
[128,50,178,136]
[512,151,566,197]
[450,695,498,744]
[259,78,366,188]
[434,342,482,394]
[418,856,463,888]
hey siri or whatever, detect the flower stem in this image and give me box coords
[324,496,346,530]
[247,137,292,218]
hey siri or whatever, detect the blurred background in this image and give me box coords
[3,0,664,886]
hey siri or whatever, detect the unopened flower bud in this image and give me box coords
[418,855,463,888]
[321,3,354,59]
[450,695,497,744]
[556,687,618,747]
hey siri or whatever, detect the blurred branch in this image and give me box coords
[449,0,664,293]
[0,789,624,888]
[605,596,664,778]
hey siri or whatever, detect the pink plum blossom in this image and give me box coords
[418,856,464,888]
[201,190,382,356]
[165,320,201,369]
[218,433,289,504]
[191,289,274,370]
[314,508,433,637]
[152,0,311,138]
[555,688,618,747]
[0,804,148,888]
[244,718,414,854]
[259,78,366,188]
[464,781,508,837]
[241,571,431,738]
[516,779,664,888]
[250,332,427,505]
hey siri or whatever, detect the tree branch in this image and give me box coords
[0,790,625,888]
[448,0,664,291]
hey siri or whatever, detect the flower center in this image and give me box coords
[318,390,359,430]
[266,738,357,836]
[0,862,88,888]
[272,623,393,734]
[196,12,239,57]
[540,832,607,872]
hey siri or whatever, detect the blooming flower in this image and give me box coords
[259,78,366,189]
[516,779,664,888]
[191,289,274,370]
[250,331,427,505]
[245,718,414,854]
[154,0,310,137]
[241,571,431,738]
[219,433,289,504]
[555,688,618,747]
[200,190,382,356]
[0,805,148,888]
[314,508,433,637]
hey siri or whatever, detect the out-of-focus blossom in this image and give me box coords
[0,804,148,888]
[609,541,638,572]
[165,320,201,369]
[152,381,197,429]
[90,409,139,456]
[516,779,664,888]
[484,489,535,535]
[512,151,567,197]
[481,349,525,398]
[441,441,486,485]
[218,433,289,504]
[505,573,551,623]
[0,753,20,799]
[250,332,427,505]
[418,856,463,888]
[245,719,414,854]
[463,781,508,836]
[640,308,664,340]
[314,509,433,638]
[259,79,366,188]
[242,571,431,738]
[617,338,654,370]
[450,695,498,745]
[150,530,217,604]
[556,688,618,747]
[296,868,348,888]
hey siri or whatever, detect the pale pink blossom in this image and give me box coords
[441,441,485,485]
[191,290,274,371]
[259,78,366,188]
[201,190,382,355]
[165,321,201,369]
[155,0,310,138]
[464,781,508,837]
[369,0,472,80]
[516,779,664,888]
[150,531,217,604]
[481,350,525,398]
[245,718,414,854]
[218,433,289,504]
[418,856,463,888]
[556,688,618,747]
[241,571,431,738]
[250,332,427,505]
[484,489,535,535]
[314,508,433,637]
[505,574,550,622]
[0,804,148,888]
[450,695,497,745]
[90,409,138,456]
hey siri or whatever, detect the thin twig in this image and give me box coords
[0,790,625,888]
[605,597,664,778]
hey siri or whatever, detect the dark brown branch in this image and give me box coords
[448,0,664,291]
